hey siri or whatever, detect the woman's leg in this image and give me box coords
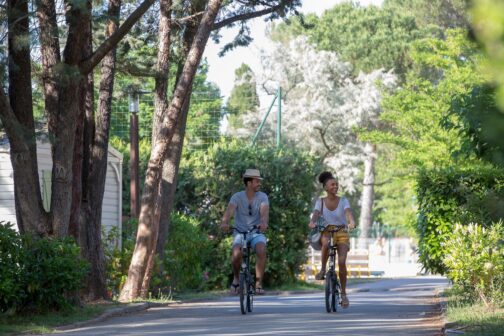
[316,235,330,279]
[337,244,350,307]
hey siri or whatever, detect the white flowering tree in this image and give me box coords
[231,36,397,239]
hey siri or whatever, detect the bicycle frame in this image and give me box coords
[322,226,345,313]
[232,227,257,314]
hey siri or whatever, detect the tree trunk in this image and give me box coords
[154,0,201,265]
[6,0,48,235]
[148,0,174,273]
[79,0,122,301]
[358,143,376,248]
[119,0,223,302]
[69,24,92,240]
[36,0,61,146]
[151,0,172,143]
[50,2,92,237]
[155,97,191,257]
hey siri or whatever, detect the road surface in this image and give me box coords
[54,276,448,336]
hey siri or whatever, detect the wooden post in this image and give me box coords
[129,93,140,218]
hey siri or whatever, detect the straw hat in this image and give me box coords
[243,168,263,179]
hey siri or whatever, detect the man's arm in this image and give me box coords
[259,203,269,232]
[220,203,237,233]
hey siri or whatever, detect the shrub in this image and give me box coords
[416,167,504,274]
[0,222,25,314]
[444,222,504,307]
[155,214,215,292]
[103,219,136,297]
[21,235,89,311]
[0,223,88,313]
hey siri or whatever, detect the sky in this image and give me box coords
[204,0,384,102]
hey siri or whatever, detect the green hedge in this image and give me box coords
[416,167,504,274]
[176,139,322,287]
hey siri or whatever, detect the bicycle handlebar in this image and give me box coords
[231,225,259,235]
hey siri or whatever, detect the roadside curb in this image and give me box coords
[54,302,152,332]
[438,289,459,336]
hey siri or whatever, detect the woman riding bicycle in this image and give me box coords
[308,171,356,308]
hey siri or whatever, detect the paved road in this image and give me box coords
[55,276,448,336]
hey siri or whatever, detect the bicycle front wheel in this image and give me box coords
[331,273,338,312]
[239,273,247,314]
[247,282,253,312]
[325,273,332,313]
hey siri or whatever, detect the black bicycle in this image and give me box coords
[232,226,257,315]
[322,226,345,313]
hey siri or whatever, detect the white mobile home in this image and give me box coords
[0,139,123,236]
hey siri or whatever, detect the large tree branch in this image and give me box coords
[80,0,156,74]
[0,88,26,147]
[213,4,283,30]
[116,63,156,77]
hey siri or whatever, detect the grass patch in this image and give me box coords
[0,302,121,335]
[445,288,504,336]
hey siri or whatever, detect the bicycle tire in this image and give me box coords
[239,273,247,314]
[331,273,338,312]
[247,280,253,312]
[325,273,332,313]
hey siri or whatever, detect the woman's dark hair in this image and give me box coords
[318,171,335,186]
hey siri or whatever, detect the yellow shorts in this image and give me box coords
[322,225,350,248]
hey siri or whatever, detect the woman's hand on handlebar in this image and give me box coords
[308,221,316,229]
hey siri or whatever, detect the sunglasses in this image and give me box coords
[248,204,252,216]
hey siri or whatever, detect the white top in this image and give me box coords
[313,197,351,227]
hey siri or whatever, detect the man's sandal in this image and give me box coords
[341,294,349,308]
[255,287,265,295]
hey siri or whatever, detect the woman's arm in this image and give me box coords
[309,209,320,229]
[345,208,356,230]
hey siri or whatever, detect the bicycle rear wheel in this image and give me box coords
[325,273,332,313]
[239,273,247,314]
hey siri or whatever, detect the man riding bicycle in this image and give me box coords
[220,168,269,295]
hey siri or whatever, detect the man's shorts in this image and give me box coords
[322,225,350,249]
[232,232,267,251]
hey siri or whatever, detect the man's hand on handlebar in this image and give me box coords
[220,222,230,233]
[259,223,268,233]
